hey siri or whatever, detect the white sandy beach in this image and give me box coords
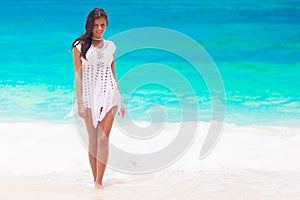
[0,121,299,199]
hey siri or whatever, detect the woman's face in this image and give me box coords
[92,18,107,39]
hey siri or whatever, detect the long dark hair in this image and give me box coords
[71,8,108,59]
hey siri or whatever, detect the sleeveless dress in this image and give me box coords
[65,39,122,128]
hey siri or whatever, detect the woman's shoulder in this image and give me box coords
[73,40,82,52]
[104,39,116,52]
[105,40,116,47]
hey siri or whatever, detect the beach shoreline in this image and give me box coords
[0,121,299,199]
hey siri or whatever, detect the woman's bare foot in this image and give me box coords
[95,182,103,189]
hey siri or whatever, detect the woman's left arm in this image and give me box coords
[111,56,126,117]
[111,56,119,89]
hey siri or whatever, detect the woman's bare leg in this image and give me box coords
[95,106,117,187]
[84,108,98,182]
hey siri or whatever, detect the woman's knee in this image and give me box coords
[98,133,109,147]
[88,137,97,153]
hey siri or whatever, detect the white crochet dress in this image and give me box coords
[65,40,122,128]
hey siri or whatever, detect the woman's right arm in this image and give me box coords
[73,47,87,118]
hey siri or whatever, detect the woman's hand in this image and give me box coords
[119,103,126,118]
[77,103,87,118]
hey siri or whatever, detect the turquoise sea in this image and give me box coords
[0,0,299,127]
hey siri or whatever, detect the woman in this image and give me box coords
[68,8,125,188]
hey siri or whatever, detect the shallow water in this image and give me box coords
[0,0,299,127]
